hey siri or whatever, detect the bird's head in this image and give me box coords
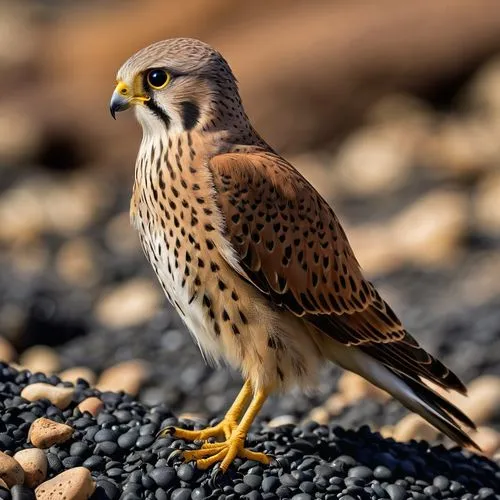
[110,38,244,136]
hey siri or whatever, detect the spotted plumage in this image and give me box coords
[110,38,478,471]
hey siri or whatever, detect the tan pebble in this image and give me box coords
[35,467,95,500]
[59,367,96,386]
[390,190,467,267]
[96,360,148,396]
[338,372,390,403]
[104,212,141,255]
[471,427,500,457]
[55,238,99,287]
[95,278,161,329]
[19,346,60,374]
[474,171,500,236]
[392,414,438,443]
[379,425,395,439]
[0,451,24,487]
[266,415,297,428]
[325,393,348,416]
[13,449,47,488]
[77,397,103,416]
[0,478,7,489]
[28,418,74,449]
[0,337,16,363]
[21,383,74,410]
[459,375,500,425]
[307,407,329,425]
[333,124,414,196]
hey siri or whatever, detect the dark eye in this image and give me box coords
[146,69,170,90]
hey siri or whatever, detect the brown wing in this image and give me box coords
[209,149,466,394]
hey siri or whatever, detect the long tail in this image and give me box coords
[325,340,479,450]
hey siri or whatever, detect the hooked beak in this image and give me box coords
[110,81,150,119]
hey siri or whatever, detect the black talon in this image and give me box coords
[156,426,175,439]
[166,449,183,465]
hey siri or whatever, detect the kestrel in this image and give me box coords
[110,38,478,471]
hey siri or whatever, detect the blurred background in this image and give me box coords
[1,0,500,455]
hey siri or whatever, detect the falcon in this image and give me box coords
[109,38,477,471]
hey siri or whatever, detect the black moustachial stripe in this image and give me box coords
[145,99,171,129]
[180,101,200,130]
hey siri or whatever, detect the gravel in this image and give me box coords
[0,364,499,500]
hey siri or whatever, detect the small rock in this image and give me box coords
[392,414,438,443]
[104,212,141,255]
[338,372,390,403]
[28,418,74,449]
[0,337,16,363]
[95,278,161,329]
[35,467,95,500]
[13,449,47,488]
[474,171,500,236]
[0,478,7,489]
[96,360,149,396]
[21,383,74,410]
[266,415,297,428]
[55,238,99,287]
[0,451,24,487]
[307,407,329,425]
[390,189,467,267]
[19,346,60,374]
[471,427,500,457]
[77,397,103,417]
[59,367,96,386]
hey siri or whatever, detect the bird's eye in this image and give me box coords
[146,69,170,90]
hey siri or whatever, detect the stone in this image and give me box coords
[392,414,438,443]
[0,451,24,487]
[390,189,467,267]
[13,449,47,488]
[471,427,500,458]
[474,171,500,236]
[59,367,96,386]
[332,124,414,196]
[19,346,60,375]
[95,278,161,329]
[338,372,390,403]
[55,238,99,287]
[104,212,141,255]
[28,418,74,449]
[96,360,149,396]
[77,397,104,417]
[0,337,16,363]
[21,383,74,410]
[266,415,297,428]
[35,467,95,500]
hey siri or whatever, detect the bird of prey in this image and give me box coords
[110,38,477,471]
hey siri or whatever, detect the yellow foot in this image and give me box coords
[157,418,238,442]
[182,435,270,471]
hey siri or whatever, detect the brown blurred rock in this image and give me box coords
[390,190,468,267]
[266,415,297,428]
[95,278,161,329]
[21,383,74,410]
[0,337,16,363]
[474,171,500,235]
[392,414,439,443]
[307,407,330,426]
[28,418,74,449]
[466,57,500,117]
[13,449,47,488]
[455,376,500,425]
[11,0,500,168]
[19,346,60,374]
[332,124,415,196]
[0,479,7,489]
[55,238,99,287]
[338,371,390,403]
[96,360,149,396]
[0,451,24,487]
[77,397,104,417]
[35,467,95,500]
[59,367,97,386]
[104,212,141,256]
[471,427,500,457]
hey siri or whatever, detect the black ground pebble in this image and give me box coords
[0,363,499,500]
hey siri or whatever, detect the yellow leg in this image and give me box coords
[157,380,253,442]
[183,385,271,471]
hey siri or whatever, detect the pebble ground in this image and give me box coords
[0,364,499,500]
